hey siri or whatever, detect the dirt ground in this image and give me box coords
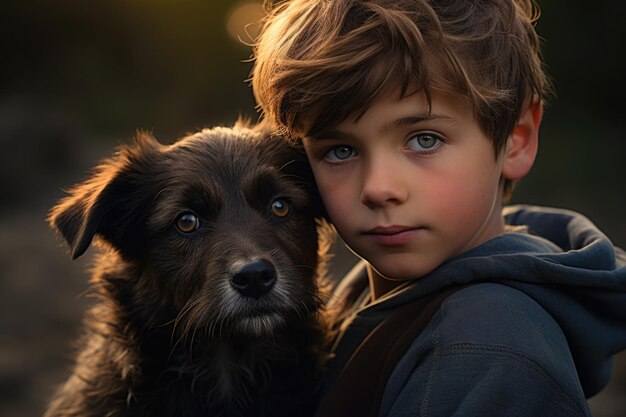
[0,201,624,416]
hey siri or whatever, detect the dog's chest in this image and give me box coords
[211,343,266,400]
[151,341,276,415]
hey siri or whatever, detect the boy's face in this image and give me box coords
[302,87,507,281]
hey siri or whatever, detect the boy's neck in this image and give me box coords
[367,264,406,301]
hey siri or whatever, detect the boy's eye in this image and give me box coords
[175,212,200,234]
[324,145,357,162]
[407,133,443,152]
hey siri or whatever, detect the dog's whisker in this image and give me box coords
[188,309,209,359]
[170,296,201,353]
[172,297,198,332]
[217,305,228,342]
[293,263,318,271]
[156,317,177,328]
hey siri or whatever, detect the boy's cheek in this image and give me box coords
[422,175,489,219]
[303,169,360,249]
[318,183,352,221]
[315,179,361,235]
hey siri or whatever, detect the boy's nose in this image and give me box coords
[360,160,408,208]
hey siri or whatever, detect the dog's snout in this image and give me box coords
[231,260,277,299]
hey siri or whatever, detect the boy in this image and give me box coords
[251,0,626,416]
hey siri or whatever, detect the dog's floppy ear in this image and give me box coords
[49,132,163,259]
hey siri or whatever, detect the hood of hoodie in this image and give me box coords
[333,205,626,397]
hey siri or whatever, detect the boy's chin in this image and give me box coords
[367,261,434,282]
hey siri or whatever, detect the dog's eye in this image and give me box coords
[175,212,200,234]
[270,198,290,218]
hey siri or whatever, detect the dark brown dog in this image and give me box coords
[45,123,333,417]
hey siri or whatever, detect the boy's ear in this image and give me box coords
[501,102,543,180]
[49,133,163,260]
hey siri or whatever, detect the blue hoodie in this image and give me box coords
[322,205,626,417]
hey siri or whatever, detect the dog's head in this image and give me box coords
[49,123,331,339]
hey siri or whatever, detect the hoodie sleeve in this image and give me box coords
[380,284,592,417]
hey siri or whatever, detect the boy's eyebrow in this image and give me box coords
[380,114,451,134]
[310,114,452,142]
[309,129,355,142]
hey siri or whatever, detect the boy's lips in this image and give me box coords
[362,225,423,246]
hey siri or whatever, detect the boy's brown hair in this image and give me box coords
[252,0,552,198]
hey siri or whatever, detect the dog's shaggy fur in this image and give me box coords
[45,123,334,417]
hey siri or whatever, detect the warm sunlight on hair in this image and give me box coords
[226,1,264,45]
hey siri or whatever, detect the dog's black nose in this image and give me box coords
[231,260,277,299]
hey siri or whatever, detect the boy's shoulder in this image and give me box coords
[380,282,591,417]
[434,282,567,353]
[325,278,593,417]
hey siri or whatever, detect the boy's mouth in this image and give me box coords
[363,225,423,246]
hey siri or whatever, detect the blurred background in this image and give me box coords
[0,1,624,416]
